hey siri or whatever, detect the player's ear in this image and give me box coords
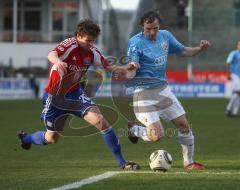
[76,33,83,39]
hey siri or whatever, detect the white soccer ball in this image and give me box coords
[149,150,172,172]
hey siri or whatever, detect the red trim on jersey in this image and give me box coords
[91,46,111,68]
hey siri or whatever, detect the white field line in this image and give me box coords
[116,171,240,175]
[49,171,240,190]
[49,172,117,190]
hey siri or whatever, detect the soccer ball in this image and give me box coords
[149,150,172,172]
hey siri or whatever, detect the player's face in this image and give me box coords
[76,34,96,48]
[237,41,240,50]
[143,18,160,41]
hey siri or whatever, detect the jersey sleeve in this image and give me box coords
[226,51,235,64]
[165,31,185,55]
[127,40,141,63]
[92,46,111,69]
[53,38,78,59]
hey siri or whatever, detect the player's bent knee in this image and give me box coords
[147,131,164,142]
[148,134,162,142]
[94,114,104,124]
[93,115,109,130]
[147,124,164,142]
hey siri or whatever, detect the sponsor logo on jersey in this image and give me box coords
[154,55,167,65]
[69,65,87,72]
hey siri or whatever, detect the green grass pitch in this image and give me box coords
[1,98,240,190]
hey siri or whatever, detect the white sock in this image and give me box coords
[227,93,238,111]
[181,144,194,165]
[232,95,240,115]
[178,131,194,165]
[129,124,151,141]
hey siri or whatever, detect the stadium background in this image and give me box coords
[0,0,239,99]
[1,1,240,190]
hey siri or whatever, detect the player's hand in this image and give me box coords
[126,62,140,71]
[200,40,211,51]
[112,68,126,82]
[56,61,68,76]
[123,62,139,80]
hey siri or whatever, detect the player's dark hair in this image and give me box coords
[74,19,101,38]
[139,10,163,26]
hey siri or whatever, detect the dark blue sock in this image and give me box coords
[22,131,47,145]
[101,127,126,167]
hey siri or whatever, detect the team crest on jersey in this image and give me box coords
[129,46,137,54]
[160,42,168,52]
[83,57,92,66]
[58,46,64,51]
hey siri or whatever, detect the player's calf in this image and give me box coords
[83,107,110,131]
[173,116,190,134]
[44,131,59,144]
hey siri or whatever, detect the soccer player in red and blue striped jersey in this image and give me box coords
[18,19,139,170]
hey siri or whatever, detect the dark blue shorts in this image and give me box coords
[40,88,95,131]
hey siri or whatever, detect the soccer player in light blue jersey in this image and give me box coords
[225,41,240,117]
[125,11,210,170]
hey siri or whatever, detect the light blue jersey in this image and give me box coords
[127,30,185,89]
[226,50,240,77]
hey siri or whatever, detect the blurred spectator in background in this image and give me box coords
[234,0,240,27]
[29,74,39,99]
[175,0,187,29]
[225,41,240,117]
[0,64,4,77]
[234,0,240,9]
[0,62,15,78]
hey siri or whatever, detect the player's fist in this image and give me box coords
[126,62,140,79]
[200,40,211,51]
[112,68,126,82]
[126,62,140,71]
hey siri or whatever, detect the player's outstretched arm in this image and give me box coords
[181,40,211,57]
[47,51,68,76]
[226,63,231,80]
[106,62,140,81]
